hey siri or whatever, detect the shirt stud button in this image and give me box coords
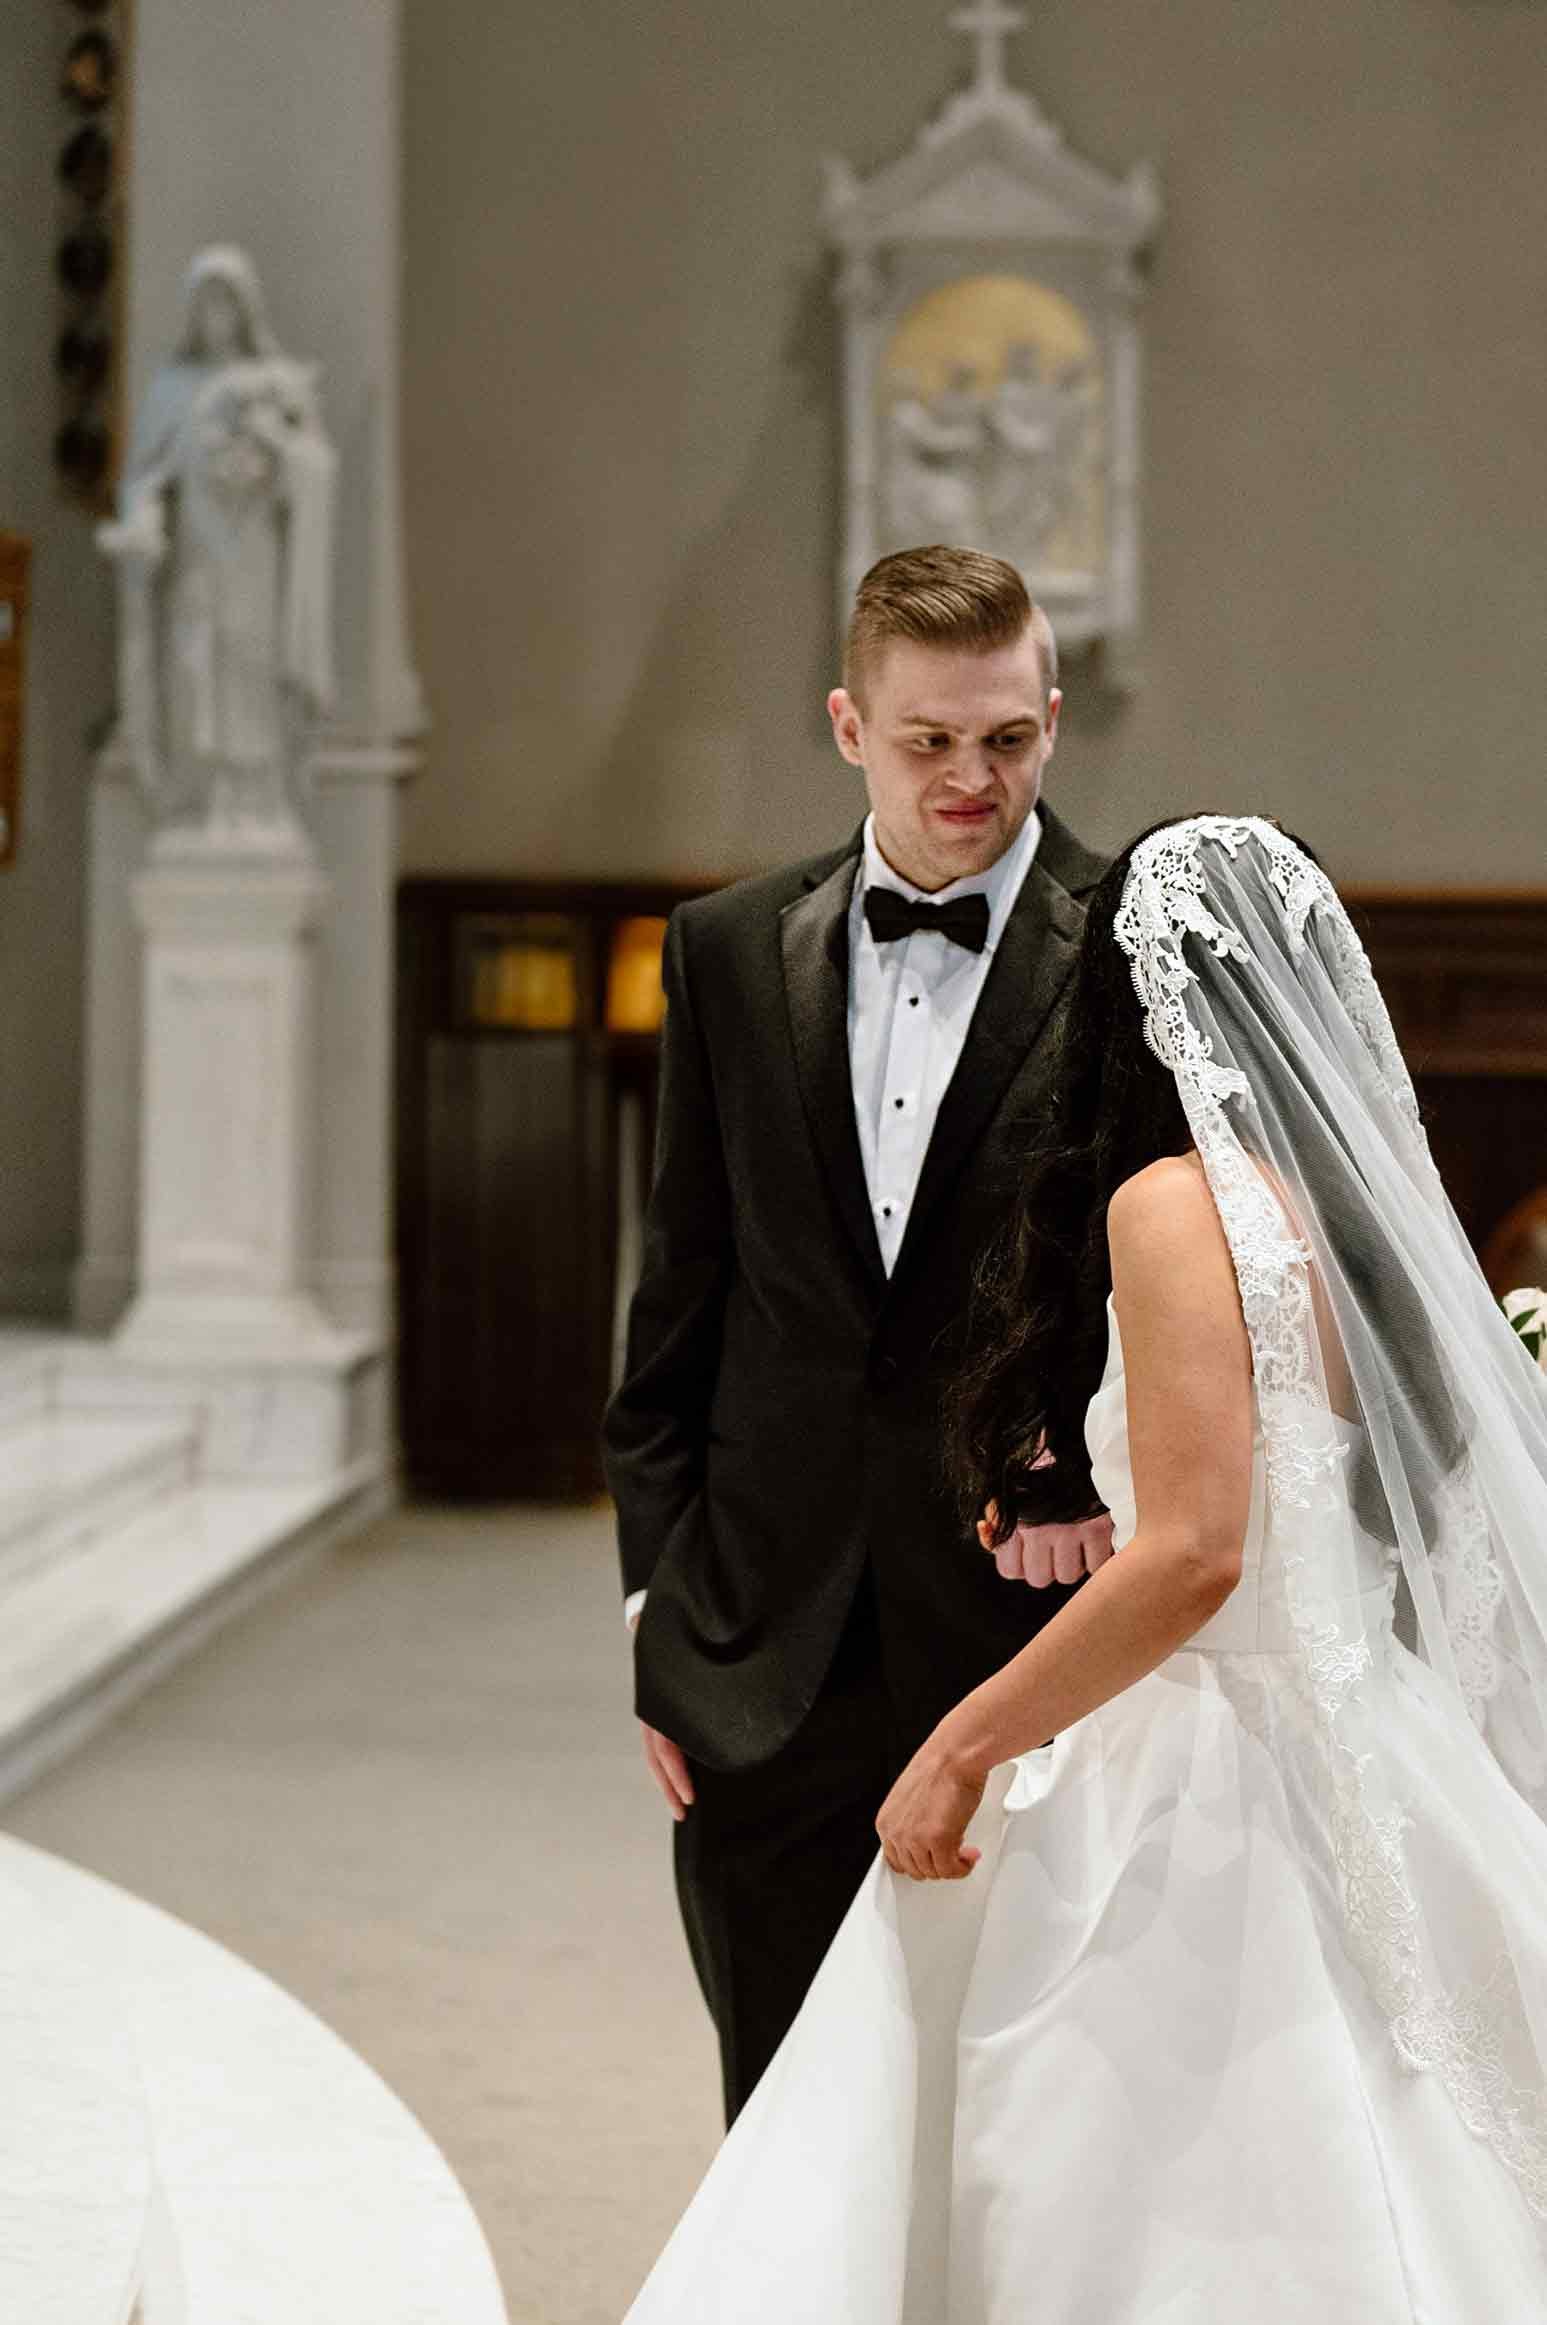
[894,1097,905,1110]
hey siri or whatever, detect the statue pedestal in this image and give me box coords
[113,832,349,1364]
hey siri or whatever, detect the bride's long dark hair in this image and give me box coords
[949,813,1322,1542]
[948,821,1186,1538]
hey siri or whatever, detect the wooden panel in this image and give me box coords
[1347,891,1547,1080]
[404,1032,610,1497]
[1405,1077,1547,1268]
[1349,889,1547,1278]
[394,875,718,1502]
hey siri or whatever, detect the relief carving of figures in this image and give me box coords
[877,277,1105,586]
[983,341,1098,567]
[883,364,985,545]
[97,246,336,849]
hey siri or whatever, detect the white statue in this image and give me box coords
[98,246,336,849]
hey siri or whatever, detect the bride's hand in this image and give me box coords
[876,1739,987,1882]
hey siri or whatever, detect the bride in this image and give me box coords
[621,814,1547,2322]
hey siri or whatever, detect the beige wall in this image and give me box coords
[0,7,115,1310]
[400,0,1547,890]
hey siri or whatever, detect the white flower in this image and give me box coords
[1503,1286,1547,1370]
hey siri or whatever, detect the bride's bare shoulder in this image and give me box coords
[1107,1154,1234,1280]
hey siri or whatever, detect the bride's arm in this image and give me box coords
[878,1155,1255,1882]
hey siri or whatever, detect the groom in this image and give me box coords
[603,546,1112,2121]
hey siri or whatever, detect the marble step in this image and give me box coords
[56,1336,388,1482]
[0,1332,65,1435]
[0,1459,390,1806]
[0,1411,200,1590]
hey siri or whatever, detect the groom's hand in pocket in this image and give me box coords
[978,1502,1115,1588]
[640,1722,696,1821]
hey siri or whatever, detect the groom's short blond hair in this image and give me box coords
[843,546,1057,711]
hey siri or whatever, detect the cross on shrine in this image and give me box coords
[949,0,1025,89]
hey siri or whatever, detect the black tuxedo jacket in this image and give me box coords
[602,805,1110,1773]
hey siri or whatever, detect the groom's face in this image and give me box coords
[827,627,1061,893]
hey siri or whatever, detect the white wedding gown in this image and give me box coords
[623,1296,1547,2322]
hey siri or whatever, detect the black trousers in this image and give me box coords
[673,1567,898,2125]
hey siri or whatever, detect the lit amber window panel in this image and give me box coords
[606,916,669,1035]
[458,914,580,1032]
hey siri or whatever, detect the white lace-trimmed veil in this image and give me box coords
[1112,815,1547,2215]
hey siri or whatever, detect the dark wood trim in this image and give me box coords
[1343,888,1547,1282]
[1346,888,1547,1081]
[1345,887,1547,909]
[397,873,726,915]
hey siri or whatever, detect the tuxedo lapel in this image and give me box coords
[779,849,887,1295]
[889,855,1085,1289]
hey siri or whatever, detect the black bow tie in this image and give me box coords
[863,886,991,955]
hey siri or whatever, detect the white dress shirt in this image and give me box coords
[849,805,1042,1275]
[625,807,1044,1627]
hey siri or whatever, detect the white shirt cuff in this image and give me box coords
[624,1588,647,1630]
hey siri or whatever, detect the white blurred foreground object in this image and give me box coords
[0,1834,506,2325]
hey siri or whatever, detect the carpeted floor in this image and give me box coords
[4,1500,722,2325]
